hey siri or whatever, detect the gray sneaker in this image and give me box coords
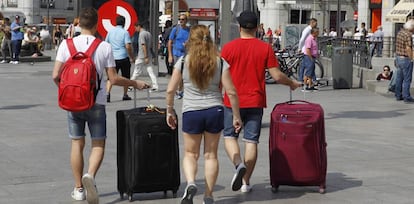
[231,163,246,191]
[181,184,197,204]
[203,196,214,204]
[82,173,99,204]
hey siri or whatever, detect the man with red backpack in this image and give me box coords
[52,8,150,204]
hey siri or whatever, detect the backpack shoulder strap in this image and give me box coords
[66,39,77,56]
[85,38,102,57]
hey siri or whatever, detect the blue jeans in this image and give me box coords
[395,57,413,100]
[11,40,22,61]
[376,42,383,56]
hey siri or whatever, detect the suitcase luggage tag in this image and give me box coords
[134,88,165,114]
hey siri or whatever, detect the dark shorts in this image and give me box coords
[115,57,131,79]
[182,106,224,134]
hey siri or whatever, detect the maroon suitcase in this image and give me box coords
[269,100,327,193]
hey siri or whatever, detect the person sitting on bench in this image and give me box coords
[22,27,42,57]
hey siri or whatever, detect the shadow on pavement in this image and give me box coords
[326,109,410,120]
[0,104,43,110]
[216,172,362,203]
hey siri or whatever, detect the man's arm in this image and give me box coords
[406,35,413,60]
[142,43,149,64]
[126,43,134,62]
[167,27,176,64]
[52,61,64,86]
[107,67,149,89]
[268,67,302,90]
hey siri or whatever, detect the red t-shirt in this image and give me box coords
[221,38,279,108]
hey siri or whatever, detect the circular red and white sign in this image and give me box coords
[97,0,138,38]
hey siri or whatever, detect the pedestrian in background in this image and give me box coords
[221,10,301,194]
[297,18,317,83]
[52,7,150,204]
[53,24,63,50]
[10,15,23,64]
[302,27,320,91]
[131,22,159,91]
[168,13,190,99]
[162,20,173,75]
[105,16,135,102]
[394,19,414,103]
[0,17,12,63]
[166,24,242,204]
[373,25,384,57]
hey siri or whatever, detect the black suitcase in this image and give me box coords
[116,91,180,201]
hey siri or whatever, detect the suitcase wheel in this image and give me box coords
[128,192,133,202]
[319,185,326,194]
[172,190,178,198]
[271,185,279,193]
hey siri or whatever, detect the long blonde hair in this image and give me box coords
[185,25,219,91]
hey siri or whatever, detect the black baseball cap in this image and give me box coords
[237,10,258,29]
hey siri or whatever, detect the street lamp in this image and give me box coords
[47,0,50,29]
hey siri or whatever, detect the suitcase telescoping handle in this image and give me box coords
[288,84,307,103]
[133,88,151,108]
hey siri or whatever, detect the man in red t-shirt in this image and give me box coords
[221,10,301,193]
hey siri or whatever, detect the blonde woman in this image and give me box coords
[166,25,242,204]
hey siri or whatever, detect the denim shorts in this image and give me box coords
[67,104,107,140]
[303,55,315,77]
[223,107,263,143]
[182,106,224,134]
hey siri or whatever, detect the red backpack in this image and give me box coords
[58,38,102,112]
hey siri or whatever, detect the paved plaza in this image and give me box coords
[1,50,414,204]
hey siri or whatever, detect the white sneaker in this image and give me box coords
[241,184,252,193]
[0,60,7,63]
[71,187,86,200]
[9,61,15,64]
[82,173,99,204]
[12,61,19,64]
[150,87,158,92]
[231,163,246,191]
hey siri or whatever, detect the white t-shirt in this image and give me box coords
[56,35,116,105]
[298,25,312,52]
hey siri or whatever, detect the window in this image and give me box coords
[290,10,309,24]
[40,0,55,9]
[7,0,17,7]
[67,0,74,10]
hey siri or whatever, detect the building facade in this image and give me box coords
[258,0,357,35]
[0,0,79,24]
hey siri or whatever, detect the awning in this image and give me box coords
[385,0,414,23]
